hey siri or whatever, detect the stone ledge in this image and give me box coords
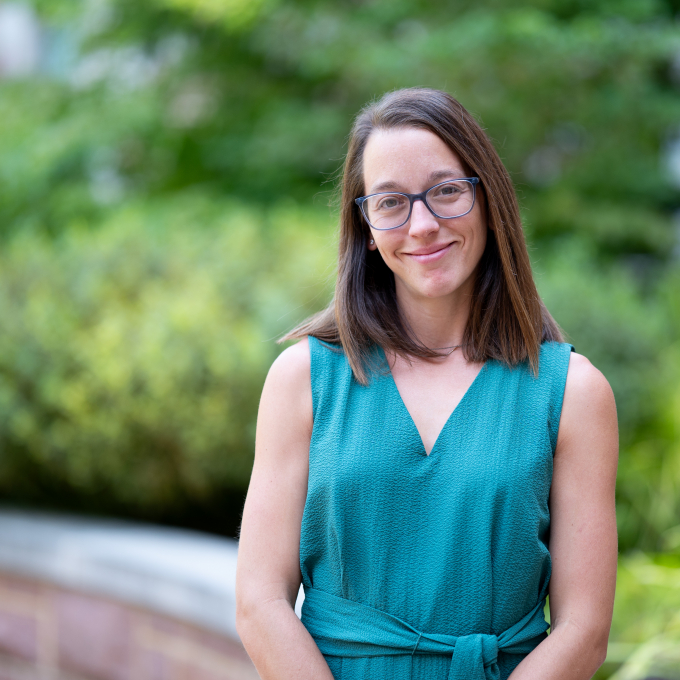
[0,572,258,680]
[0,511,265,680]
[0,511,241,638]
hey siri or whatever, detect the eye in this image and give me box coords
[376,195,406,210]
[437,183,461,196]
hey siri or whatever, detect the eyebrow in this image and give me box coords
[367,168,466,194]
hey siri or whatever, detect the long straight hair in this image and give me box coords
[282,88,562,384]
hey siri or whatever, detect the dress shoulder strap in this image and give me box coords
[307,336,352,424]
[539,341,575,453]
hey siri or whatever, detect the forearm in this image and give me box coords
[237,597,335,680]
[507,619,608,680]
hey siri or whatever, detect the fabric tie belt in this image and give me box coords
[301,587,549,680]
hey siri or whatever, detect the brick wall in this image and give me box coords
[0,572,259,680]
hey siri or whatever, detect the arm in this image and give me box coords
[235,338,335,680]
[509,352,619,679]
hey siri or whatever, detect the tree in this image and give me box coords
[0,0,678,549]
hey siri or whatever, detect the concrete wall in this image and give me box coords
[0,511,265,680]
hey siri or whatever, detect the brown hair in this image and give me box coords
[281,87,563,384]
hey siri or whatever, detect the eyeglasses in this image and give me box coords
[355,177,480,231]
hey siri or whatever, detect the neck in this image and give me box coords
[395,279,473,350]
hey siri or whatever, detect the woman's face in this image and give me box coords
[362,127,487,303]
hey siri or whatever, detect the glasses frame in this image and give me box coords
[355,177,480,231]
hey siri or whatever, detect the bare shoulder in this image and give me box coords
[557,352,618,456]
[258,337,313,443]
[563,352,615,412]
[266,337,311,392]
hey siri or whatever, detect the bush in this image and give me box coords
[0,194,335,522]
[536,241,680,552]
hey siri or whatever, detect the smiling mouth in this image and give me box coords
[404,242,455,263]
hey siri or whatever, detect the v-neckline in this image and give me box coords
[378,346,490,458]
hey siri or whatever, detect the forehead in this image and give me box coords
[362,127,465,192]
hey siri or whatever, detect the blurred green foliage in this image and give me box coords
[0,194,334,527]
[1,0,680,660]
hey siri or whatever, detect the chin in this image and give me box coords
[414,278,465,299]
[421,268,467,293]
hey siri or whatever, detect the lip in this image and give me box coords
[403,241,454,264]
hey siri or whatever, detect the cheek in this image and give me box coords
[474,226,488,257]
[374,233,403,259]
[460,217,487,257]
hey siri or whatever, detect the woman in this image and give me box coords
[235,88,618,680]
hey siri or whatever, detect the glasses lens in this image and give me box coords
[426,181,474,218]
[364,193,410,230]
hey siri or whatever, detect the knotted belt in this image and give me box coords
[301,586,549,680]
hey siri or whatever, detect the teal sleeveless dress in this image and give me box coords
[300,337,574,680]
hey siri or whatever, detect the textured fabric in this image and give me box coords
[300,338,574,680]
[302,586,550,680]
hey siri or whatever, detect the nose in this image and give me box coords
[407,198,439,238]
